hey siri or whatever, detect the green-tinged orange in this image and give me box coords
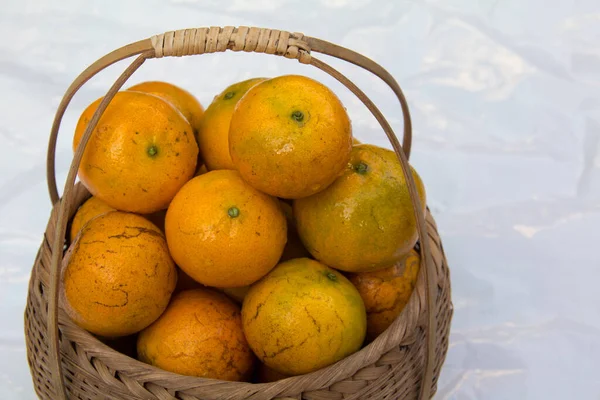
[348,249,420,342]
[294,144,426,272]
[137,289,255,380]
[229,75,352,199]
[69,196,115,242]
[63,212,177,337]
[73,91,198,213]
[242,258,366,375]
[196,78,267,170]
[165,170,287,288]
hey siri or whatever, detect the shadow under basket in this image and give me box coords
[24,26,453,400]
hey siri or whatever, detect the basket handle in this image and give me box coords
[46,27,414,204]
[45,26,435,400]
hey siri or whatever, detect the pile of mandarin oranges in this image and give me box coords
[64,75,427,381]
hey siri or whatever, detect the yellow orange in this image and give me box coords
[137,289,254,380]
[348,249,420,342]
[294,144,426,272]
[127,81,204,132]
[63,211,177,337]
[196,78,266,170]
[73,91,198,213]
[69,196,115,242]
[229,75,352,199]
[165,170,287,287]
[242,258,366,375]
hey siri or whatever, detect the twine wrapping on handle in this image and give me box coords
[151,26,312,64]
[47,27,414,204]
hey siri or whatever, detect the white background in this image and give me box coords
[1,0,599,399]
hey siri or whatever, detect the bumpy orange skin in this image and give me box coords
[69,196,115,242]
[196,78,266,170]
[229,75,352,199]
[242,258,366,375]
[348,249,420,342]
[294,144,426,273]
[204,204,306,306]
[165,170,287,288]
[73,91,198,213]
[63,212,177,337]
[137,289,255,381]
[127,81,204,132]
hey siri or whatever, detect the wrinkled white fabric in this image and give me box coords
[1,0,599,398]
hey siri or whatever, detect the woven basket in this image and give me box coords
[24,26,453,400]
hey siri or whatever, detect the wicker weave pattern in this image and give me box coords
[27,26,453,400]
[25,184,452,400]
